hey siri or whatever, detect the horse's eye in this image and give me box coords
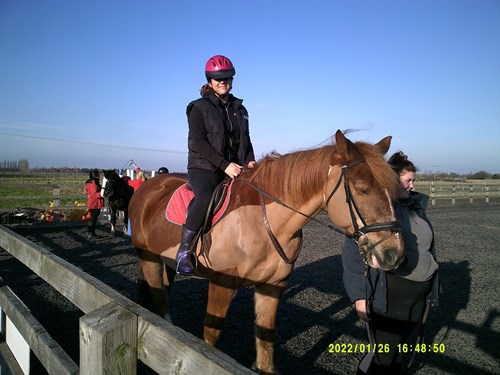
[356,186,370,195]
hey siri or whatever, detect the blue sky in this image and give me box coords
[1,0,499,174]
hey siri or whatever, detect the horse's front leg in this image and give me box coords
[204,271,239,346]
[136,248,170,318]
[109,206,116,236]
[253,281,288,375]
[123,209,129,236]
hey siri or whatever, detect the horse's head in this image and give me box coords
[102,169,117,198]
[325,130,404,271]
[103,169,118,180]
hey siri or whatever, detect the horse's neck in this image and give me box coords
[264,193,324,237]
[105,180,117,194]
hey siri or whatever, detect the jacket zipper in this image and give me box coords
[224,105,234,159]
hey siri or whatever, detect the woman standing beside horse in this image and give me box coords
[175,54,257,275]
[342,152,439,374]
[85,169,104,238]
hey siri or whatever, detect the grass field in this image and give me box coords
[0,173,88,209]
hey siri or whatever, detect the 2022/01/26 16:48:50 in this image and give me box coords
[328,343,446,353]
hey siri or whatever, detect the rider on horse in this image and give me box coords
[175,55,257,275]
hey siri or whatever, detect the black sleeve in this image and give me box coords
[341,237,366,303]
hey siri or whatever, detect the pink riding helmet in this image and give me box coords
[205,55,236,80]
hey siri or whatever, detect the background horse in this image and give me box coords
[103,169,134,236]
[128,130,405,374]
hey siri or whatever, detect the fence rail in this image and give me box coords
[413,181,500,206]
[0,225,256,374]
[0,280,79,374]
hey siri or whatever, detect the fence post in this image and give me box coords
[430,183,435,206]
[486,185,489,204]
[53,187,61,223]
[469,185,473,204]
[80,302,137,375]
[452,185,455,205]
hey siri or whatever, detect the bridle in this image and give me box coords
[326,160,402,267]
[237,159,402,264]
[325,160,402,245]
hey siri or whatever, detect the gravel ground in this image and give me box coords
[0,204,499,374]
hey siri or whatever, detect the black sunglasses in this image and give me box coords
[212,76,233,82]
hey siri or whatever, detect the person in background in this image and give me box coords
[342,151,439,374]
[85,169,104,238]
[175,54,257,275]
[128,170,146,192]
[157,167,169,175]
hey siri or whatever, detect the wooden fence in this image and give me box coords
[0,225,256,375]
[419,182,500,206]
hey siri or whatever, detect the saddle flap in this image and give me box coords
[165,180,233,227]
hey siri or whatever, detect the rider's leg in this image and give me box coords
[175,168,224,275]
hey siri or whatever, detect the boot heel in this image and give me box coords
[176,252,196,275]
[175,226,198,275]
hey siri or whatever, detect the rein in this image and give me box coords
[238,160,401,264]
[237,177,343,264]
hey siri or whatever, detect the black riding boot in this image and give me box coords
[175,226,197,275]
[87,225,97,238]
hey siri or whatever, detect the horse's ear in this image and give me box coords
[335,130,354,163]
[375,136,392,155]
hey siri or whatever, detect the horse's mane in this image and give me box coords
[353,141,399,200]
[245,146,334,207]
[244,141,398,206]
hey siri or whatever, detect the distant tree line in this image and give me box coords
[0,160,97,174]
[0,159,30,172]
[419,171,499,181]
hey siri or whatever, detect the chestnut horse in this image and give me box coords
[128,130,404,374]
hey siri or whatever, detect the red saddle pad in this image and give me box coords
[165,182,232,226]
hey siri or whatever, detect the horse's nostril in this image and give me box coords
[375,247,402,270]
